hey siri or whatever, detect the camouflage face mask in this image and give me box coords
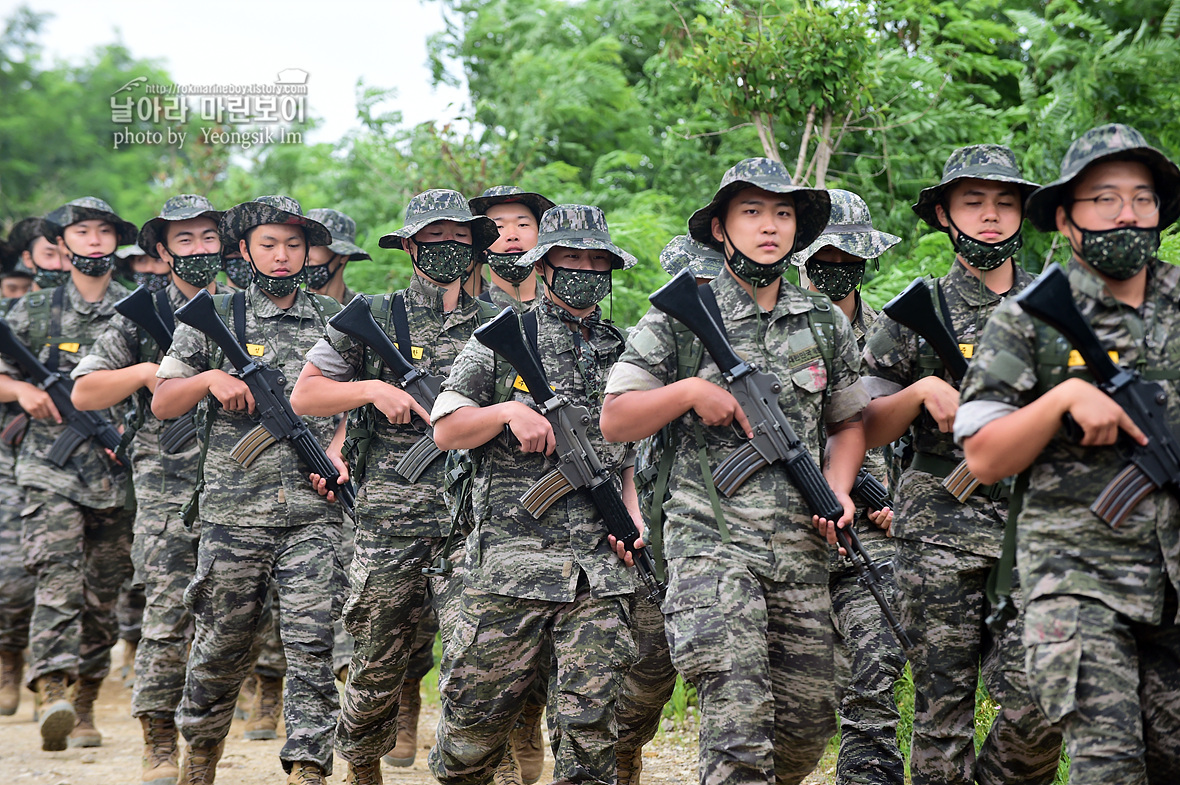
[948,216,1022,271]
[223,256,253,288]
[68,251,115,277]
[34,268,70,288]
[547,262,612,310]
[805,258,866,301]
[721,224,789,288]
[415,239,473,285]
[304,257,340,290]
[486,251,532,283]
[133,271,170,293]
[1077,225,1160,280]
[251,263,306,298]
[167,250,222,288]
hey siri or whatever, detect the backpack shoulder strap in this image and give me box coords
[800,290,839,368]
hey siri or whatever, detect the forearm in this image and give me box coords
[823,420,866,495]
[432,403,514,451]
[963,387,1069,484]
[862,387,923,448]
[290,365,372,417]
[72,365,153,411]
[601,382,697,442]
[152,374,213,420]
[621,465,643,531]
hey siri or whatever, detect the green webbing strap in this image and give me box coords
[645,437,676,581]
[986,469,1029,633]
[693,419,730,543]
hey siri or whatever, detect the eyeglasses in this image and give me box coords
[1071,191,1160,220]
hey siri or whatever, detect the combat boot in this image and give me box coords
[492,747,524,785]
[177,740,224,785]
[345,760,382,785]
[616,746,643,785]
[140,715,180,785]
[0,649,21,715]
[381,677,421,767]
[35,672,75,751]
[286,761,327,784]
[68,676,103,747]
[510,702,545,784]
[243,673,282,740]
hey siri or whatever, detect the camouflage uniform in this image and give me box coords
[862,147,1062,785]
[159,196,345,775]
[304,189,498,766]
[0,272,135,688]
[605,157,868,785]
[956,124,1180,785]
[0,401,33,656]
[428,204,638,785]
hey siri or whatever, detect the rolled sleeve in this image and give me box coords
[604,361,663,395]
[954,400,1019,444]
[157,355,200,380]
[305,337,356,382]
[432,390,479,422]
[825,377,870,424]
[70,353,116,378]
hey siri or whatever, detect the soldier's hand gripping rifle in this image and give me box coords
[327,294,444,482]
[649,270,913,651]
[852,467,893,513]
[0,317,124,466]
[883,278,981,502]
[114,286,197,453]
[175,289,356,521]
[1016,264,1180,527]
[474,307,666,603]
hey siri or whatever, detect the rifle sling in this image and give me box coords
[47,285,66,373]
[391,293,413,365]
[155,287,175,335]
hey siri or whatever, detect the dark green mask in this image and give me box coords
[547,263,612,310]
[1078,225,1160,280]
[69,252,115,277]
[223,256,253,288]
[133,271,170,292]
[251,264,305,297]
[168,250,222,288]
[948,216,1022,271]
[805,259,866,300]
[486,251,532,283]
[721,224,789,287]
[34,268,70,288]
[415,240,473,284]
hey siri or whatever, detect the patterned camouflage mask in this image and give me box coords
[68,251,115,277]
[167,250,222,287]
[547,262,612,310]
[947,215,1022,271]
[34,268,70,288]
[1076,225,1160,280]
[223,255,253,288]
[250,263,306,297]
[415,239,473,284]
[486,250,532,283]
[805,258,865,300]
[133,271,170,292]
[304,257,340,290]
[721,223,789,287]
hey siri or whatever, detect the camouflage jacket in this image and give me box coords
[306,273,488,537]
[605,268,868,584]
[432,300,635,602]
[0,280,130,508]
[157,284,341,528]
[71,282,229,519]
[956,258,1180,625]
[0,297,20,482]
[862,258,1033,555]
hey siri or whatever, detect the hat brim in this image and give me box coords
[1026,147,1180,233]
[46,206,139,247]
[468,192,557,223]
[378,213,499,257]
[328,239,371,261]
[221,204,332,249]
[913,175,1040,232]
[139,210,225,258]
[794,228,902,266]
[688,177,832,255]
[519,237,637,271]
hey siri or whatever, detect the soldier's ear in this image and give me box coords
[710,216,725,245]
[934,203,950,230]
[239,238,251,262]
[1055,204,1070,235]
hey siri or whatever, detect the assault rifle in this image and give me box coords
[175,289,356,521]
[327,294,444,482]
[113,286,197,453]
[650,270,913,651]
[883,278,981,502]
[0,317,123,466]
[474,307,666,603]
[1016,264,1180,527]
[852,467,893,513]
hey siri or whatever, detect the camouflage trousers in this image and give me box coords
[894,541,1062,785]
[117,577,145,643]
[429,578,635,785]
[829,557,906,785]
[616,587,677,754]
[1023,590,1180,785]
[335,532,457,764]
[0,476,34,653]
[19,487,133,686]
[662,556,837,785]
[177,522,344,774]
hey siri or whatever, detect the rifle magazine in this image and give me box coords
[160,416,198,454]
[942,460,981,503]
[47,426,87,468]
[714,441,767,497]
[521,469,574,519]
[395,435,443,483]
[1091,462,1157,529]
[230,424,276,469]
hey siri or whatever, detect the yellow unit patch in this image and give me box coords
[392,343,425,360]
[246,344,265,357]
[1068,350,1118,367]
[57,342,80,353]
[958,343,974,359]
[512,375,555,394]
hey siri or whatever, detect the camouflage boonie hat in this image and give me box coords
[378,189,498,256]
[688,158,831,254]
[138,195,224,259]
[659,234,725,279]
[7,217,52,255]
[468,185,557,224]
[115,244,148,259]
[219,195,331,250]
[307,208,371,260]
[518,204,637,270]
[44,197,138,246]
[913,144,1039,231]
[793,189,901,267]
[1026,123,1180,232]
